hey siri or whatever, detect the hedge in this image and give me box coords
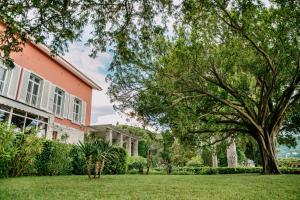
[35,140,73,176]
[103,147,127,175]
[150,166,300,175]
[127,156,147,174]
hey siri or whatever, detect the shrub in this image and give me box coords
[36,140,72,176]
[69,145,86,175]
[0,124,44,177]
[172,171,194,175]
[127,156,147,174]
[0,123,16,178]
[186,156,204,167]
[278,158,300,168]
[168,166,263,175]
[9,132,43,177]
[103,147,127,174]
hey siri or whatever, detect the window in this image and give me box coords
[26,74,41,106]
[0,110,9,122]
[73,98,81,123]
[0,104,48,136]
[0,67,7,94]
[53,87,64,116]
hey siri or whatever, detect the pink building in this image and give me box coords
[0,40,101,143]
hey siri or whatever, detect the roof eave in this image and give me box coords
[32,42,102,91]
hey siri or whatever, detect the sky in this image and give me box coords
[63,34,140,127]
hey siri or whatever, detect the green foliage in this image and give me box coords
[78,141,94,158]
[93,139,115,162]
[171,139,196,167]
[167,166,300,175]
[0,123,17,177]
[138,140,148,158]
[9,132,43,177]
[0,123,16,161]
[186,156,204,167]
[36,140,72,176]
[201,147,212,167]
[103,147,127,174]
[69,145,86,175]
[278,158,300,168]
[217,142,228,167]
[0,123,43,177]
[0,0,171,69]
[127,156,147,174]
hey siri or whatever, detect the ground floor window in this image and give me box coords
[0,103,48,137]
[0,110,10,122]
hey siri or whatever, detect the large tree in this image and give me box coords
[0,0,171,67]
[108,0,300,174]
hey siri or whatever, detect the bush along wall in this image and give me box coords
[69,145,86,175]
[36,140,73,176]
[0,123,44,178]
[127,156,147,174]
[103,147,127,175]
[151,167,300,175]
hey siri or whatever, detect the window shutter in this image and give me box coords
[68,95,74,120]
[5,65,21,99]
[81,101,86,125]
[40,80,50,111]
[17,68,30,102]
[47,84,56,113]
[63,92,70,118]
[2,68,12,96]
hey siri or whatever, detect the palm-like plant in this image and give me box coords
[93,140,115,179]
[78,141,94,179]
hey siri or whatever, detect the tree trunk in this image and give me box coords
[98,160,105,178]
[86,157,91,179]
[94,161,99,178]
[146,149,151,175]
[257,134,280,174]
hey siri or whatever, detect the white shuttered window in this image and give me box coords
[73,98,81,123]
[25,74,42,107]
[53,87,64,117]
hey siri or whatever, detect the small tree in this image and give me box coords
[93,140,115,179]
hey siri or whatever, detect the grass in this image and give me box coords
[0,174,300,200]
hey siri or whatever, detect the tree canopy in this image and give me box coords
[108,0,300,174]
[0,0,172,67]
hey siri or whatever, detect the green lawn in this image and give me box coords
[0,174,299,200]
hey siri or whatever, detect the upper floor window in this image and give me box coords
[53,87,64,116]
[0,67,7,94]
[26,74,41,106]
[73,98,81,123]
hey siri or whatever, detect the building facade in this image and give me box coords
[0,41,101,144]
[90,124,139,156]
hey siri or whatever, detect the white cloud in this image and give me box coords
[63,40,142,127]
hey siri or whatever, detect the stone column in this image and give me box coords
[118,133,123,147]
[210,136,218,167]
[133,139,138,156]
[128,137,132,156]
[227,138,238,167]
[106,128,113,146]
